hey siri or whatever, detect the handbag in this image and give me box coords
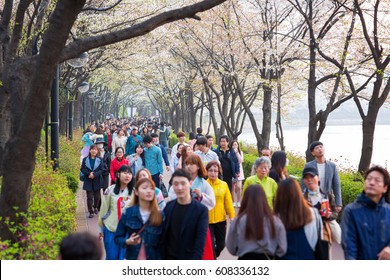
[80,171,86,182]
[160,182,169,198]
[314,212,330,260]
[328,219,342,244]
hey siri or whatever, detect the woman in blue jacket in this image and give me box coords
[114,178,164,260]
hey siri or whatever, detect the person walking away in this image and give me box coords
[187,132,196,150]
[158,122,169,149]
[206,161,235,258]
[98,165,134,260]
[269,151,289,183]
[161,169,209,259]
[195,127,204,139]
[114,178,164,260]
[341,165,390,260]
[81,126,94,160]
[226,185,287,260]
[80,144,105,218]
[274,178,322,259]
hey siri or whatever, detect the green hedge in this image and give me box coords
[169,133,178,148]
[0,134,80,260]
[0,155,76,259]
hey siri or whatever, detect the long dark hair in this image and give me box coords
[114,165,135,195]
[236,185,276,240]
[270,151,287,178]
[134,143,145,165]
[229,139,242,154]
[274,178,313,230]
[176,143,183,158]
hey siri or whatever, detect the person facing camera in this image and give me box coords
[114,178,164,260]
[341,165,390,260]
[161,169,209,260]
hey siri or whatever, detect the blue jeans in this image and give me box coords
[151,173,161,189]
[103,226,126,260]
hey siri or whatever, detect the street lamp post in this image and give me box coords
[88,90,95,124]
[82,92,87,129]
[50,52,88,169]
[51,66,60,170]
[74,81,89,138]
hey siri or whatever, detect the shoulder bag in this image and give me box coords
[314,212,330,260]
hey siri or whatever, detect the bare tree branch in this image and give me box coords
[60,0,227,62]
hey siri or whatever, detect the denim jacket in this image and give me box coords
[114,205,164,260]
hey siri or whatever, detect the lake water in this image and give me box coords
[239,124,390,170]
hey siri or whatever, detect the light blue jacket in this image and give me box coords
[144,145,163,176]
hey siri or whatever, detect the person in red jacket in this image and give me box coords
[110,147,129,184]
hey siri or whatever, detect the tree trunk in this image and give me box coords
[305,37,318,161]
[261,84,272,147]
[0,0,85,242]
[359,115,376,173]
[275,82,285,150]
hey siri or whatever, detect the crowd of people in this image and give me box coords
[75,116,390,260]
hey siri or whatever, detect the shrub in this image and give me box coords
[169,133,178,148]
[64,172,79,194]
[58,130,83,193]
[242,154,258,179]
[0,154,76,260]
[286,151,306,178]
[339,171,364,207]
[59,131,82,177]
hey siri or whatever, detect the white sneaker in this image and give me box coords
[233,202,237,207]
[237,202,241,208]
